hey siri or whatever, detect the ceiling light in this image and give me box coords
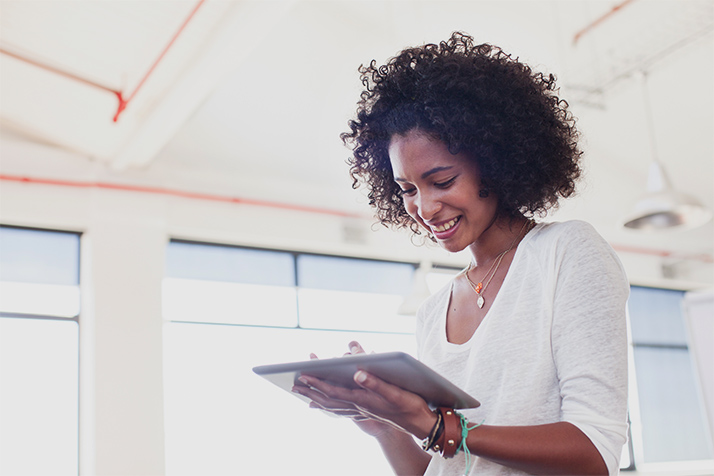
[623,160,712,230]
[623,72,712,231]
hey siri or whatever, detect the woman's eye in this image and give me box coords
[435,177,456,188]
[400,187,416,196]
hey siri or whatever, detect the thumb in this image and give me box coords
[348,341,365,355]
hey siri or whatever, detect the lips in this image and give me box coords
[430,216,461,239]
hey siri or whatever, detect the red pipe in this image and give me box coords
[611,244,713,264]
[0,173,363,219]
[112,0,206,122]
[0,47,122,97]
[573,0,637,45]
[1,173,710,262]
[0,0,206,123]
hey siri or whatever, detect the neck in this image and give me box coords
[468,216,530,267]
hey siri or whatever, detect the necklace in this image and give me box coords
[462,220,533,309]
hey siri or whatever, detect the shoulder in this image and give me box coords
[528,220,613,258]
[531,220,629,292]
[532,219,600,243]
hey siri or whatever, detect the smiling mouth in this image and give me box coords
[432,217,460,233]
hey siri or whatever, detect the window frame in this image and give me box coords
[0,224,82,476]
[625,284,714,471]
[166,238,425,332]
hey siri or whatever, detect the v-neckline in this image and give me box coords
[442,222,540,347]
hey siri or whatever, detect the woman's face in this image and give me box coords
[388,130,498,253]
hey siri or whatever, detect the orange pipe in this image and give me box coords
[0,47,122,96]
[0,0,206,123]
[0,173,364,219]
[573,0,637,45]
[611,244,713,264]
[112,0,206,122]
[2,173,710,263]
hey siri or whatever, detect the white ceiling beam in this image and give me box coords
[110,0,298,170]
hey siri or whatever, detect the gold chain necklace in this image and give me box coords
[462,220,533,309]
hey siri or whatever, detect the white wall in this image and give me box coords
[1,133,711,474]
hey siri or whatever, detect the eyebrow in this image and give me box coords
[394,166,455,182]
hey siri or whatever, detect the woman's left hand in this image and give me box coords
[292,351,436,440]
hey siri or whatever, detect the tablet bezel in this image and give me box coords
[252,351,480,409]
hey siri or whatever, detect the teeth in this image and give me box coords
[433,217,459,233]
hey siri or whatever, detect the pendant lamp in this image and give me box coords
[623,73,712,231]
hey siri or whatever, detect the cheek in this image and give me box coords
[402,197,418,218]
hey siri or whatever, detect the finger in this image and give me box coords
[353,370,419,407]
[299,374,368,405]
[354,405,408,432]
[310,401,363,417]
[293,382,359,412]
[348,341,365,355]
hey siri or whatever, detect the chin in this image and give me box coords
[437,239,469,254]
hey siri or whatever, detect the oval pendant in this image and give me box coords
[477,295,485,308]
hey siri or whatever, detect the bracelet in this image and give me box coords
[437,407,461,458]
[422,407,460,458]
[420,411,442,451]
[457,413,484,475]
[422,407,485,473]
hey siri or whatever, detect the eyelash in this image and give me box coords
[400,177,457,196]
[435,177,456,188]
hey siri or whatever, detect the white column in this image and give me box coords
[82,192,167,476]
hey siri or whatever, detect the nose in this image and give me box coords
[414,190,441,222]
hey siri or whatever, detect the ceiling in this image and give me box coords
[1,0,712,283]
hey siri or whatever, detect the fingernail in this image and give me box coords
[298,376,309,386]
[350,345,360,354]
[354,370,367,384]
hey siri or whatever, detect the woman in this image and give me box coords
[293,32,629,475]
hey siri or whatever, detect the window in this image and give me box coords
[162,240,713,474]
[627,286,713,468]
[163,241,420,475]
[0,226,80,476]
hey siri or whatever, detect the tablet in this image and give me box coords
[252,351,480,409]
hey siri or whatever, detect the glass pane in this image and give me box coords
[0,282,80,318]
[163,278,298,327]
[298,255,413,295]
[166,242,294,286]
[164,323,416,476]
[0,226,79,285]
[299,289,415,333]
[0,318,79,475]
[628,287,688,346]
[426,269,460,294]
[633,346,713,463]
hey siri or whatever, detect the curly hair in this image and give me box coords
[341,32,582,236]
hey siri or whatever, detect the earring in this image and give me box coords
[478,189,489,198]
